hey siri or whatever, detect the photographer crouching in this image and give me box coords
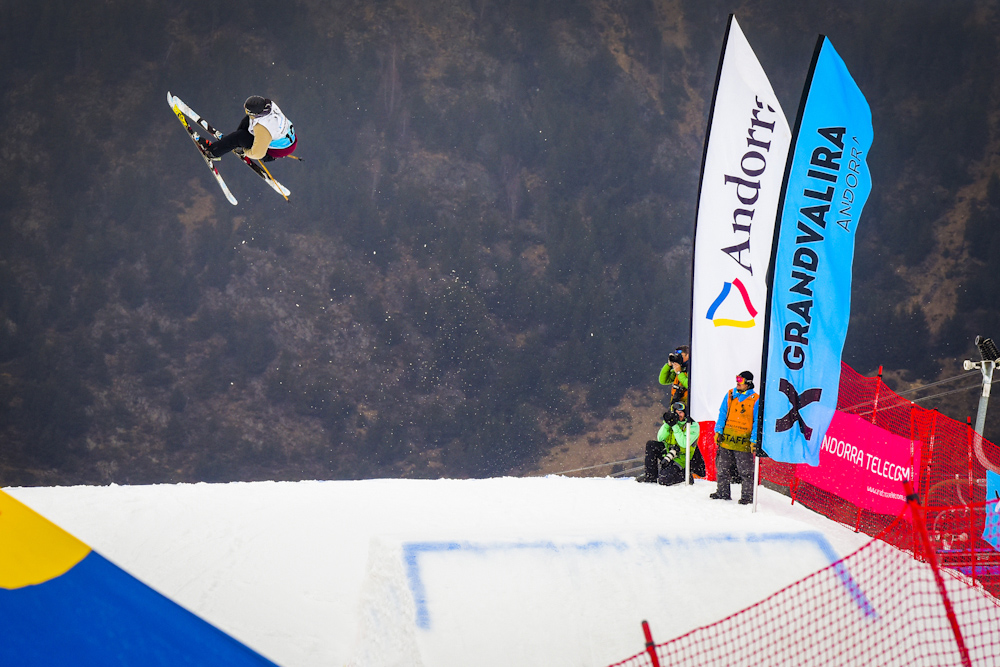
[638,402,704,486]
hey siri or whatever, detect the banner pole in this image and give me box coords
[754,37,823,471]
[686,14,735,422]
[685,422,691,485]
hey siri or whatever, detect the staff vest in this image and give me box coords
[721,390,757,451]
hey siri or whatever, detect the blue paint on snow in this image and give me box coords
[402,532,874,630]
[402,539,627,629]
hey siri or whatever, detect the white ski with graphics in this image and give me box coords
[168,91,237,205]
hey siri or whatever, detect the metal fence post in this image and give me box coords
[904,481,972,667]
[641,620,661,667]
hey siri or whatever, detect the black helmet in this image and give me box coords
[244,95,272,116]
[737,370,754,389]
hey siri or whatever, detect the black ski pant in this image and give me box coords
[687,446,707,478]
[644,440,665,482]
[646,440,706,484]
[206,116,256,158]
[715,446,754,501]
[657,461,685,486]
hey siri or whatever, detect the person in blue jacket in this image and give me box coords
[711,371,759,504]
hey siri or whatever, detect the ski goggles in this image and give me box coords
[245,105,272,118]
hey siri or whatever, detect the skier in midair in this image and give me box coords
[199,96,297,163]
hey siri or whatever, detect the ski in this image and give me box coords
[167,93,291,200]
[167,91,238,205]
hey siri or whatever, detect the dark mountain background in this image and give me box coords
[2,0,999,486]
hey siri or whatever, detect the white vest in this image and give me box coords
[249,102,292,147]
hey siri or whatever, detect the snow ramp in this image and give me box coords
[6,477,873,667]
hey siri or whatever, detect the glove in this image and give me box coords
[663,411,679,426]
[665,445,681,461]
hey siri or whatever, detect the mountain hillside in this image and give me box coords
[2,0,1000,485]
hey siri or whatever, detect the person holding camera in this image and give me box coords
[638,402,703,486]
[658,346,690,407]
[711,371,759,504]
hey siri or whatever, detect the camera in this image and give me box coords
[668,352,683,365]
[663,411,679,426]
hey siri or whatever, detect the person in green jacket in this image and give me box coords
[659,346,689,408]
[638,402,703,485]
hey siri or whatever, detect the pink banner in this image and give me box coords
[795,411,920,516]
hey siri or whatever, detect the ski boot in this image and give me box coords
[197,137,220,161]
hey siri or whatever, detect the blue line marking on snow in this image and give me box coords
[748,533,877,619]
[403,532,875,631]
[655,532,877,619]
[403,539,628,630]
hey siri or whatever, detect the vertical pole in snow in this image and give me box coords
[967,417,975,585]
[924,409,939,506]
[904,481,972,667]
[685,422,691,485]
[968,416,975,502]
[872,365,883,425]
[641,620,661,667]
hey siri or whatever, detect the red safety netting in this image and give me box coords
[609,498,1000,667]
[610,362,1000,667]
[695,362,1000,598]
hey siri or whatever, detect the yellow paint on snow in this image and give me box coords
[0,489,91,589]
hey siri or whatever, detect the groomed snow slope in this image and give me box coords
[8,477,875,667]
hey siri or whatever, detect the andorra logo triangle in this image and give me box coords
[705,277,758,328]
